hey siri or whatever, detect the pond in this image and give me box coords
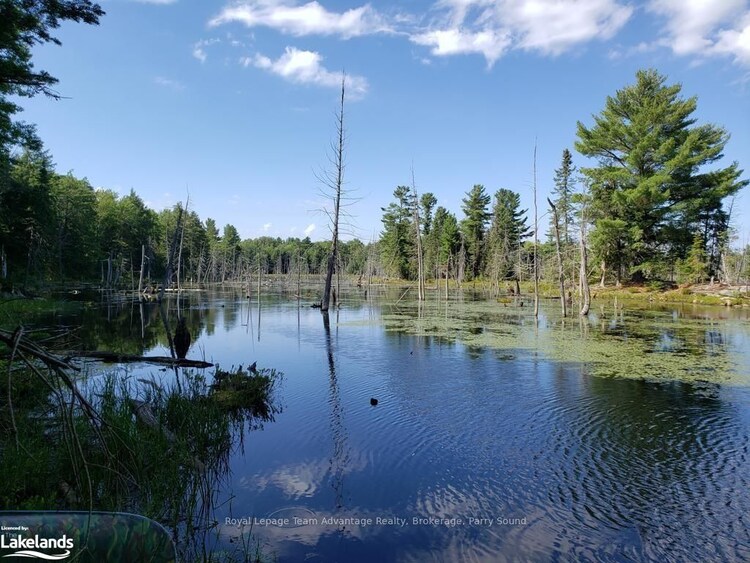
[25,286,750,561]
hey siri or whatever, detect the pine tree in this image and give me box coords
[575,68,747,282]
[460,184,491,279]
[551,149,575,245]
[678,232,708,284]
[487,188,529,291]
[380,186,415,279]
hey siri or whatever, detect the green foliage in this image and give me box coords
[576,68,748,283]
[420,192,437,235]
[0,149,54,281]
[94,188,157,285]
[0,0,104,153]
[486,188,529,286]
[460,184,491,278]
[551,148,575,244]
[677,233,709,284]
[50,173,97,278]
[380,186,415,279]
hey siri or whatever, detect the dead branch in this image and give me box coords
[65,351,213,368]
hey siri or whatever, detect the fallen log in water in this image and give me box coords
[65,351,213,368]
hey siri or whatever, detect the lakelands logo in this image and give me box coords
[0,531,74,560]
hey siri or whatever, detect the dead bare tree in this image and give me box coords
[578,192,591,316]
[317,75,361,311]
[411,167,426,301]
[319,78,346,312]
[548,198,567,317]
[533,141,539,318]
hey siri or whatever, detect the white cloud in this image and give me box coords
[263,222,272,232]
[714,14,750,65]
[209,0,630,67]
[210,0,391,39]
[411,28,511,66]
[410,0,632,66]
[246,47,368,98]
[193,38,221,63]
[647,0,750,66]
[504,0,632,55]
[154,76,185,91]
[208,0,750,70]
[134,0,177,4]
[304,223,316,236]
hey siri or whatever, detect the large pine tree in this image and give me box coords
[487,188,529,289]
[380,186,415,279]
[460,184,491,279]
[575,68,747,282]
[551,149,575,245]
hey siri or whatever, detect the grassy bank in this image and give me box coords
[0,353,280,561]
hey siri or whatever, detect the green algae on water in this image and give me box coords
[353,297,749,385]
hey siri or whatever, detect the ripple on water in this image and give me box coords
[529,378,750,561]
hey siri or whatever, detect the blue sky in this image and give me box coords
[19,0,750,244]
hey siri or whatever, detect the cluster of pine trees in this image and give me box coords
[379,69,749,290]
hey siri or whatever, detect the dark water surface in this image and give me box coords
[52,288,750,561]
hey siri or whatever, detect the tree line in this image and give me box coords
[2,70,749,292]
[0,2,747,292]
[0,152,372,288]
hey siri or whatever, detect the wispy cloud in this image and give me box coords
[193,38,221,63]
[304,223,316,236]
[411,0,632,66]
[210,0,391,39]
[244,47,368,98]
[208,0,750,70]
[648,0,750,66]
[154,76,185,91]
[263,222,272,232]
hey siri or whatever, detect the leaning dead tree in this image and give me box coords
[548,197,567,317]
[319,77,347,312]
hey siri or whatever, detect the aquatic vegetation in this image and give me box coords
[0,358,281,561]
[359,297,749,384]
[210,364,282,422]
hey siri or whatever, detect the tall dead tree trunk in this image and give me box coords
[176,210,186,290]
[138,244,145,296]
[411,167,425,301]
[158,206,183,303]
[321,77,346,312]
[579,207,591,316]
[533,141,539,318]
[548,198,567,317]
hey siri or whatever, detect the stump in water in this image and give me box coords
[174,317,191,360]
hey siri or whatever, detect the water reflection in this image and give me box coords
[322,311,350,513]
[22,287,750,562]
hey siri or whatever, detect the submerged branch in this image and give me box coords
[64,351,213,369]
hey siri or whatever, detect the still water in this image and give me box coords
[68,287,750,561]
